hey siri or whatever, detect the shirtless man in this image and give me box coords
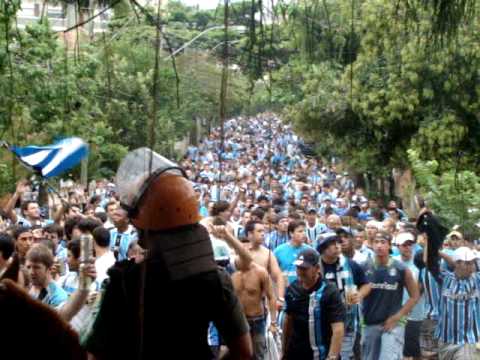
[244,220,286,308]
[232,238,277,360]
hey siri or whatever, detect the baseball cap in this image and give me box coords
[447,231,463,240]
[335,228,353,237]
[452,247,479,262]
[317,235,339,253]
[293,248,320,268]
[395,232,416,246]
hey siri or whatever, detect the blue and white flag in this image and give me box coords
[10,137,89,178]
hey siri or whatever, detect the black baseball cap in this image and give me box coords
[317,235,339,253]
[336,228,353,237]
[293,248,320,268]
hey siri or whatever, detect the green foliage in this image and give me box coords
[408,149,480,236]
[272,0,480,178]
[0,3,251,194]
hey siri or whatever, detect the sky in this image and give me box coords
[182,0,229,9]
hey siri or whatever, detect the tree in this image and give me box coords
[408,149,480,237]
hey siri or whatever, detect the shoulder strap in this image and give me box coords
[267,247,271,274]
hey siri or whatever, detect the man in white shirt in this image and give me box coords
[92,226,116,288]
[103,201,118,230]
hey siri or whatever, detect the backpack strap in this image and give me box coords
[309,281,327,360]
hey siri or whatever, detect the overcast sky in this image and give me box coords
[182,0,228,9]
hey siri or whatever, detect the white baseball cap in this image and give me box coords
[366,220,381,229]
[452,247,479,262]
[394,232,416,246]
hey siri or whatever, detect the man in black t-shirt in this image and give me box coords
[317,232,371,360]
[283,248,345,360]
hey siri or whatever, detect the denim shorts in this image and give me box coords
[362,324,405,360]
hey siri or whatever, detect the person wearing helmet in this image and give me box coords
[85,148,252,360]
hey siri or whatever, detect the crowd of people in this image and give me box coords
[1,113,480,360]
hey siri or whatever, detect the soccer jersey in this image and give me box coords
[32,281,68,309]
[267,231,290,251]
[274,242,314,284]
[305,223,327,244]
[361,258,407,325]
[435,271,480,345]
[109,225,138,261]
[420,268,440,320]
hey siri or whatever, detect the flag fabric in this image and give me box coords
[10,137,88,178]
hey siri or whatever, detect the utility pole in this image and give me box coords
[218,0,229,200]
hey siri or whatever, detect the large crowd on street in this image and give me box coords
[1,113,480,360]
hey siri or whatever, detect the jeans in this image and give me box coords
[248,315,267,360]
[362,324,405,360]
[341,330,356,359]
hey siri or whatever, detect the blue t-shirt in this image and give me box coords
[274,242,314,284]
[32,281,68,309]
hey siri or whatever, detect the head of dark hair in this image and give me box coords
[20,201,37,214]
[64,216,82,241]
[371,208,385,222]
[106,200,117,212]
[43,223,64,239]
[244,220,263,237]
[288,220,306,235]
[0,233,15,260]
[324,207,334,216]
[77,218,103,234]
[89,195,100,205]
[257,195,269,203]
[251,208,265,221]
[67,239,81,259]
[210,201,230,216]
[12,225,32,240]
[94,212,107,224]
[387,208,399,215]
[92,226,111,248]
[289,212,302,221]
[239,237,250,244]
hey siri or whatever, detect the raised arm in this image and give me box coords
[58,264,96,321]
[218,226,253,269]
[2,180,28,223]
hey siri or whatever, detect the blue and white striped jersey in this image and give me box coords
[109,225,138,261]
[420,268,441,320]
[305,222,327,244]
[435,271,480,345]
[266,231,290,251]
